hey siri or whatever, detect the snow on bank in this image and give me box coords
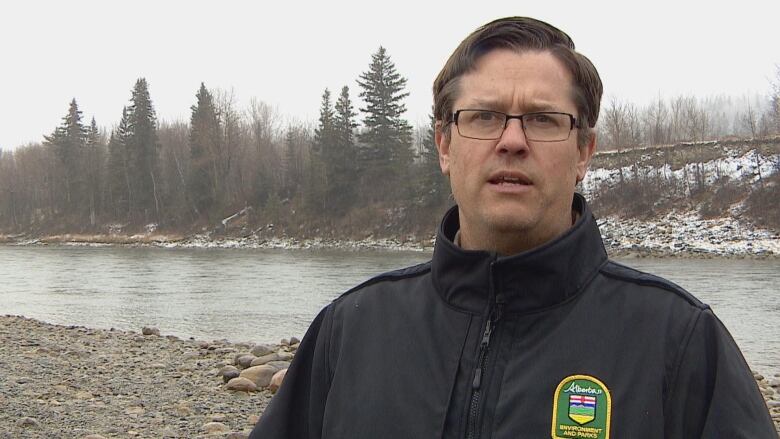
[156,235,432,252]
[9,211,776,258]
[599,211,780,257]
[581,148,780,196]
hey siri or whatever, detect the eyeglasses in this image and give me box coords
[449,109,581,142]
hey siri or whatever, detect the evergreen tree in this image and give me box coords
[314,88,336,149]
[188,83,221,215]
[418,110,449,205]
[85,117,104,225]
[357,46,413,201]
[334,86,357,148]
[44,98,87,215]
[325,85,359,211]
[282,125,305,199]
[107,107,132,218]
[125,78,161,222]
[311,89,336,212]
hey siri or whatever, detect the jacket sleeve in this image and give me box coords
[664,308,777,438]
[249,304,334,439]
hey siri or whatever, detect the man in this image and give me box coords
[250,17,776,438]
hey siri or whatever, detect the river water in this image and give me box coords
[1,245,778,372]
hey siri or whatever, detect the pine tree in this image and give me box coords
[125,78,161,222]
[44,98,87,215]
[311,89,336,212]
[85,117,104,225]
[314,88,336,151]
[334,85,358,152]
[189,83,221,215]
[418,110,449,205]
[357,47,413,201]
[325,85,359,211]
[107,107,132,219]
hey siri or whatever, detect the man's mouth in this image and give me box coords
[488,174,532,186]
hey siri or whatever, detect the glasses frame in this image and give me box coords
[449,109,582,142]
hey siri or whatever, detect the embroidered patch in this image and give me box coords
[551,375,611,439]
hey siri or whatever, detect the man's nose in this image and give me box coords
[495,118,530,154]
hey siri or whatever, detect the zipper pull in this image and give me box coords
[473,316,495,390]
[472,367,482,389]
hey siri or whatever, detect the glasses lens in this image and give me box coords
[523,113,571,141]
[457,110,506,140]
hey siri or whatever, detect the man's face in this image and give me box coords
[435,49,595,252]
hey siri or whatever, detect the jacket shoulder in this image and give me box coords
[333,261,432,302]
[599,260,709,310]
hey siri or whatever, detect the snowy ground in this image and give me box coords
[598,211,780,257]
[582,147,780,197]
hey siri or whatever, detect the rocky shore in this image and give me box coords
[0,315,285,438]
[1,315,778,437]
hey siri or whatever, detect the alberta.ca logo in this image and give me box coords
[551,375,611,439]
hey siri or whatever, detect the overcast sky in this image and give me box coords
[1,0,778,150]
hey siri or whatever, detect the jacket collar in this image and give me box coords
[431,193,607,315]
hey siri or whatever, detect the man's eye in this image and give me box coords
[528,114,558,126]
[473,111,499,122]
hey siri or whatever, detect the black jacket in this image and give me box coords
[250,194,776,438]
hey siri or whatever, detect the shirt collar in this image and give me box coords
[431,193,607,314]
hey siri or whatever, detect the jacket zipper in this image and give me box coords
[465,263,504,439]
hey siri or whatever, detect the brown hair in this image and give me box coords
[433,17,603,146]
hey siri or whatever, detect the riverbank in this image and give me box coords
[0,315,274,438]
[1,315,778,437]
[1,209,778,258]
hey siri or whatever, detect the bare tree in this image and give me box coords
[643,94,668,145]
[741,99,758,138]
[602,97,629,151]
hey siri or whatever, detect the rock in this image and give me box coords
[225,377,257,392]
[760,387,774,396]
[202,421,229,434]
[235,354,256,369]
[223,369,240,383]
[174,402,192,416]
[74,391,93,400]
[124,406,145,416]
[82,435,107,439]
[280,338,290,347]
[269,369,287,393]
[266,360,292,371]
[276,351,294,361]
[290,336,300,345]
[251,344,274,357]
[248,415,260,425]
[141,326,160,336]
[249,353,279,367]
[226,433,249,439]
[17,417,40,428]
[290,343,300,351]
[754,373,765,381]
[209,413,227,422]
[239,365,277,388]
[219,364,240,376]
[768,378,780,387]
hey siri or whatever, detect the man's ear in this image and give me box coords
[576,130,596,183]
[435,121,451,176]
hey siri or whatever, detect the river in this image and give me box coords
[1,245,777,372]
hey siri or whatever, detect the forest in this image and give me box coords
[1,48,778,239]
